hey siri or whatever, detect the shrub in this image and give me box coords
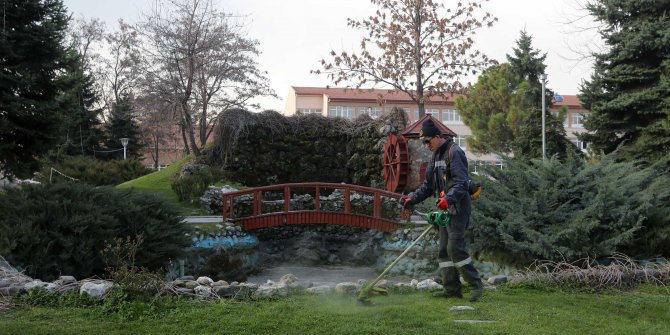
[469,153,670,266]
[0,183,191,281]
[171,168,222,203]
[40,155,151,186]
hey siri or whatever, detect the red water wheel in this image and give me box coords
[383,134,409,192]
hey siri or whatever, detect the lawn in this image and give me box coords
[1,285,668,335]
[117,155,192,205]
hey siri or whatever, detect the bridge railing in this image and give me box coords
[222,182,410,224]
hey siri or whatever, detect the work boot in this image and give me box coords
[432,290,463,299]
[469,286,483,302]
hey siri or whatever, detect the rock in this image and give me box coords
[253,283,289,299]
[56,276,76,285]
[0,279,11,288]
[487,275,508,285]
[375,280,390,289]
[0,285,23,296]
[295,247,321,263]
[194,285,213,298]
[416,279,442,291]
[334,282,359,295]
[175,287,195,296]
[450,306,475,312]
[178,276,195,281]
[196,276,214,286]
[184,281,199,289]
[24,280,48,291]
[172,280,188,287]
[79,281,113,299]
[279,274,303,289]
[212,280,229,287]
[306,285,333,295]
[215,284,256,300]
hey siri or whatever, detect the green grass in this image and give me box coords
[117,155,192,204]
[2,285,669,334]
[116,156,208,215]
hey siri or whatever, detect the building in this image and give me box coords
[284,86,589,167]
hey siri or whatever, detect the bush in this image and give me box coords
[40,155,151,186]
[0,183,191,281]
[469,153,670,266]
[171,167,223,203]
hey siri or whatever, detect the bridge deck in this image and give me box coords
[222,183,411,232]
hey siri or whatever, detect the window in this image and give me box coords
[426,109,440,119]
[329,106,355,119]
[441,109,463,124]
[297,108,321,115]
[358,107,383,119]
[571,113,584,128]
[454,135,468,150]
[569,138,589,151]
[494,160,504,169]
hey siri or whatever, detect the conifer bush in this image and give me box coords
[468,153,670,266]
[39,155,150,186]
[0,183,190,281]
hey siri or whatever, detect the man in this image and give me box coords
[402,118,483,302]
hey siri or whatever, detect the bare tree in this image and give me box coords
[314,0,497,116]
[101,20,142,107]
[138,0,274,156]
[135,91,179,169]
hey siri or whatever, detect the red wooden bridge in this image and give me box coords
[222,183,411,232]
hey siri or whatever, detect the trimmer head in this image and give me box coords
[356,286,388,305]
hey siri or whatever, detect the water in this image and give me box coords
[246,265,413,286]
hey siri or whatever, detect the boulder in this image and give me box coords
[416,279,442,291]
[334,282,359,295]
[252,282,289,300]
[79,281,113,299]
[196,276,214,286]
[194,285,213,298]
[487,275,508,285]
[306,285,334,295]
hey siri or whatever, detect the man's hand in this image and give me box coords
[436,197,449,210]
[401,197,414,210]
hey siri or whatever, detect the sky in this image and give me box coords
[63,0,601,112]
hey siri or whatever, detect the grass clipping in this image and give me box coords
[521,253,670,292]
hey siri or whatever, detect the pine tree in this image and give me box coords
[0,0,72,178]
[58,53,107,157]
[457,31,579,160]
[104,94,143,160]
[579,0,670,162]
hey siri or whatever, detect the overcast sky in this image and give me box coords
[63,0,600,112]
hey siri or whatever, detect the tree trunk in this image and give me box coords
[180,118,190,155]
[180,101,200,156]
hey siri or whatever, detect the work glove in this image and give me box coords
[436,197,449,210]
[400,197,414,210]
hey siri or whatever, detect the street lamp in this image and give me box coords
[540,74,547,160]
[120,138,129,160]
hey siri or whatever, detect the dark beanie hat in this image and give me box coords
[420,118,440,138]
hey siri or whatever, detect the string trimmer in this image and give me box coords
[357,209,451,305]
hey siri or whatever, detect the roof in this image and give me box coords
[293,86,582,109]
[292,86,460,104]
[553,95,582,108]
[401,114,456,138]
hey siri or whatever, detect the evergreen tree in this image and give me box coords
[469,153,670,266]
[0,0,71,178]
[579,0,670,162]
[506,30,547,98]
[104,94,143,160]
[58,53,107,157]
[457,31,579,160]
